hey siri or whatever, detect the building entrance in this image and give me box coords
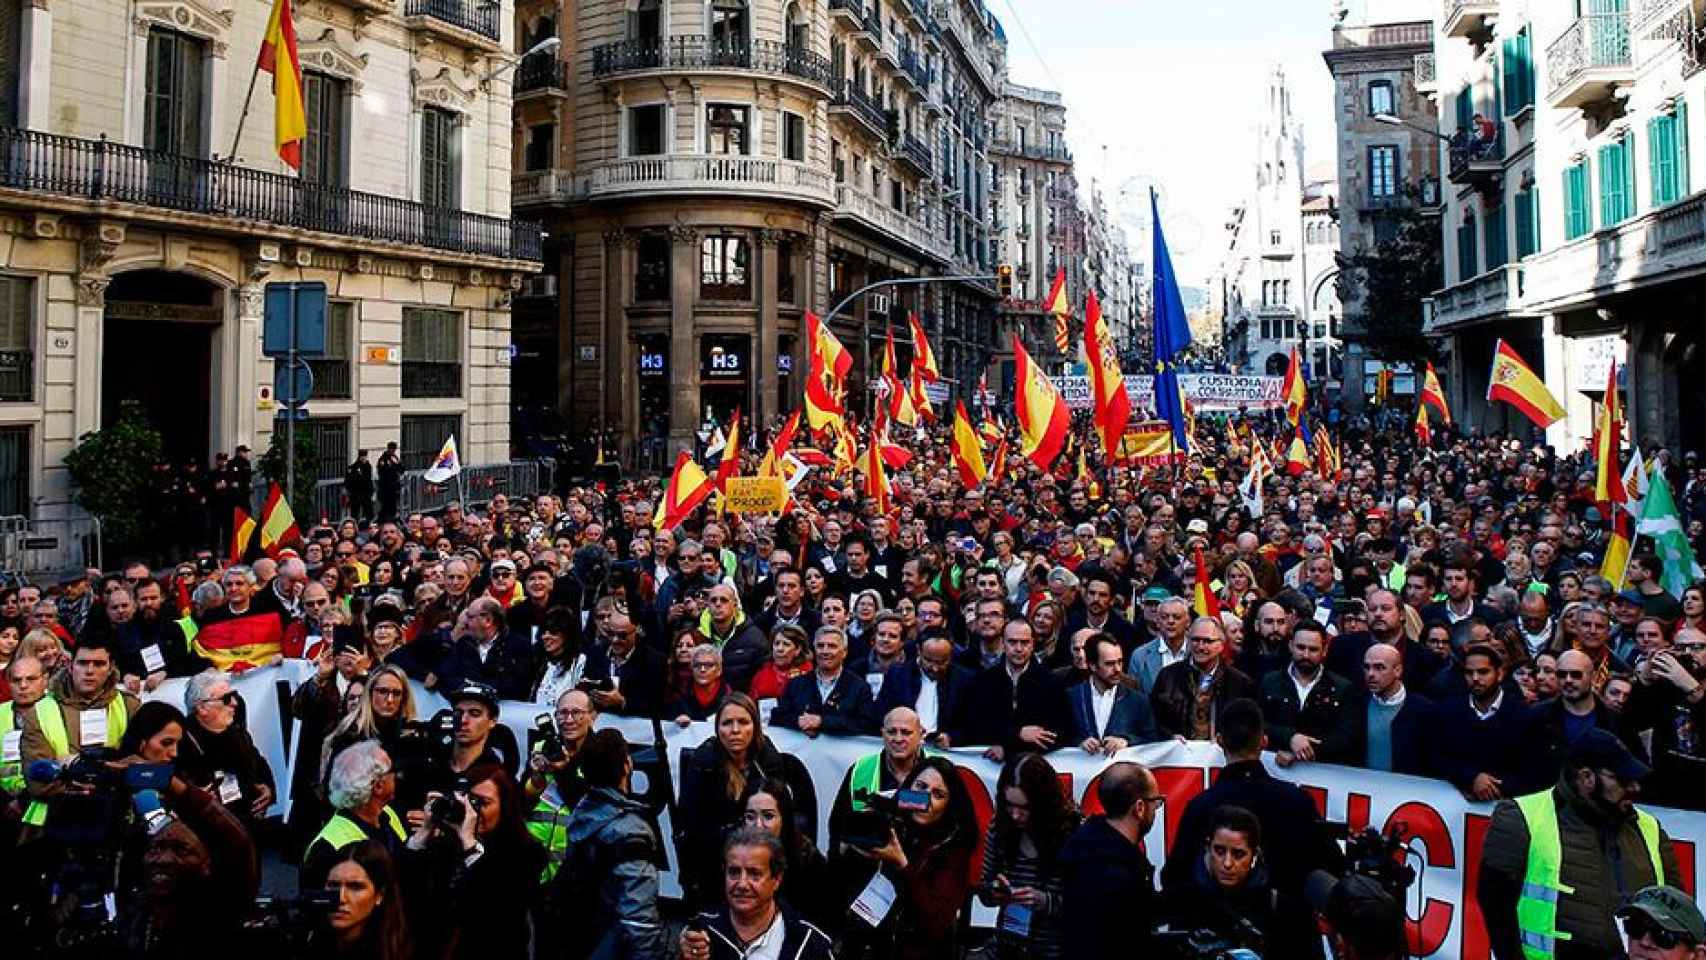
[101,270,219,467]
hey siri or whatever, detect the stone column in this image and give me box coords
[602,229,628,456]
[668,225,700,455]
[73,227,123,438]
[757,229,783,425]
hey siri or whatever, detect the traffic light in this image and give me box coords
[996,263,1013,298]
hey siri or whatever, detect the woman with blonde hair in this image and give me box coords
[22,627,66,676]
[319,664,417,793]
[1217,560,1260,618]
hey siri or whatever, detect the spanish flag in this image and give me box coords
[1084,289,1130,459]
[259,0,307,169]
[882,328,918,426]
[1191,545,1221,619]
[1281,346,1306,425]
[908,367,935,423]
[757,409,801,478]
[862,433,890,515]
[258,484,302,555]
[1487,339,1566,429]
[1285,424,1312,476]
[804,312,852,433]
[1420,361,1452,424]
[654,451,714,531]
[950,401,987,487]
[908,312,940,382]
[1593,361,1626,511]
[1414,402,1432,447]
[1045,269,1071,354]
[1013,334,1069,470]
[230,507,257,564]
[713,407,742,490]
[989,437,1010,486]
[193,611,284,672]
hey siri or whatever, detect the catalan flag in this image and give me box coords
[1487,339,1566,429]
[908,312,940,382]
[258,0,307,169]
[654,451,714,531]
[950,401,988,487]
[1013,334,1070,470]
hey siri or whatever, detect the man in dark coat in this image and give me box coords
[376,442,403,522]
[949,618,1070,759]
[1258,621,1362,766]
[874,631,973,746]
[581,610,666,717]
[1150,615,1259,741]
[344,449,375,524]
[437,597,534,701]
[1061,761,1158,956]
[1065,633,1162,753]
[1431,644,1544,802]
[770,625,876,736]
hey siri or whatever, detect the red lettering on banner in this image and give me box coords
[1301,784,1329,820]
[1079,771,1105,817]
[1673,838,1697,897]
[954,764,994,884]
[1346,792,1372,834]
[1152,765,1208,855]
[1460,813,1491,960]
[1389,800,1454,958]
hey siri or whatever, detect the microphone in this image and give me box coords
[25,759,62,783]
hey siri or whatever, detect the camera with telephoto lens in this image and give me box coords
[532,713,565,764]
[429,776,472,831]
[844,788,931,849]
[1152,930,1261,960]
[1326,821,1418,900]
[401,709,457,761]
[238,890,339,960]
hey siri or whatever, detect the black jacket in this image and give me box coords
[874,661,974,739]
[1149,662,1259,741]
[1357,689,1434,776]
[949,661,1070,753]
[691,902,835,960]
[1060,816,1154,956]
[173,717,277,827]
[1257,666,1362,764]
[1431,691,1544,796]
[675,735,817,908]
[1325,631,1446,695]
[770,670,877,735]
[438,630,535,701]
[1162,759,1343,897]
[1063,609,1143,655]
[583,643,668,718]
[443,829,546,960]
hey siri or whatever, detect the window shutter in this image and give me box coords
[1515,189,1534,257]
[1501,39,1517,117]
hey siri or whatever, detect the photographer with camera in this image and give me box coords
[1161,804,1314,957]
[522,687,597,884]
[559,728,671,960]
[303,740,407,891]
[410,682,520,815]
[304,840,413,960]
[1304,869,1407,960]
[17,636,139,832]
[1619,625,1706,809]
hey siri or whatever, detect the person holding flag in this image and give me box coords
[1151,190,1193,456]
[1281,346,1307,426]
[1420,361,1452,424]
[1084,289,1130,459]
[1013,335,1069,470]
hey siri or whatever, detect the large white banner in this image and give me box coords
[165,665,1706,960]
[1050,373,1286,413]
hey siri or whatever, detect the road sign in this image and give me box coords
[262,281,328,357]
[19,536,57,551]
[274,357,315,408]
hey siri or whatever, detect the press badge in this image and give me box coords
[79,709,108,746]
[217,771,242,805]
[2,730,20,763]
[140,644,166,674]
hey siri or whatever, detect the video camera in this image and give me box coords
[843,788,931,849]
[1152,930,1261,960]
[532,714,565,764]
[400,708,456,762]
[237,891,338,960]
[1326,821,1419,900]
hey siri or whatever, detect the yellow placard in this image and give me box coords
[723,476,788,514]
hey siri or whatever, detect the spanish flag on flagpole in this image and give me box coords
[259,0,307,169]
[1013,334,1070,470]
[949,401,987,487]
[654,451,714,531]
[908,312,940,382]
[1420,361,1452,424]
[1487,339,1567,429]
[258,483,302,555]
[1414,402,1432,447]
[1045,269,1071,354]
[1281,346,1306,425]
[1191,545,1221,619]
[804,312,852,433]
[1084,288,1130,459]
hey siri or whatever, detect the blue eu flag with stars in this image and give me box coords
[1151,190,1193,451]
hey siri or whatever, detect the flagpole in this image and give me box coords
[230,57,263,161]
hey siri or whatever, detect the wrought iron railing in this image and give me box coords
[900,133,932,173]
[515,54,569,94]
[0,127,541,261]
[305,356,352,399]
[591,36,832,87]
[404,0,500,41]
[898,49,931,90]
[1547,12,1632,98]
[1447,128,1504,180]
[831,80,888,133]
[401,361,462,398]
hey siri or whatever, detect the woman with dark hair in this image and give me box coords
[675,693,815,909]
[742,783,836,931]
[845,755,980,960]
[529,609,586,705]
[1160,804,1311,955]
[311,840,413,960]
[443,762,544,960]
[977,752,1082,959]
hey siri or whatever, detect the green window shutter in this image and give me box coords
[1456,88,1473,132]
[1679,100,1691,199]
[1501,39,1516,117]
[1565,163,1592,240]
[1515,189,1535,257]
[1519,28,1533,110]
[1650,114,1666,207]
[1485,202,1508,269]
[1600,138,1632,226]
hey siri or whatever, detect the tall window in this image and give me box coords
[778,239,797,303]
[302,73,348,187]
[629,0,660,40]
[0,0,19,126]
[1369,145,1399,198]
[707,105,749,155]
[306,301,353,399]
[420,107,460,209]
[1457,211,1478,281]
[401,415,460,471]
[0,276,30,403]
[783,112,806,162]
[786,2,807,49]
[144,28,206,156]
[1564,159,1593,240]
[1515,186,1540,258]
[1501,26,1534,116]
[629,104,665,156]
[401,307,462,398]
[1598,131,1634,228]
[700,235,751,300]
[710,0,748,50]
[1650,101,1689,208]
[0,425,27,515]
[1454,87,1473,136]
[524,123,554,171]
[1368,80,1394,117]
[1484,200,1508,270]
[305,418,350,482]
[635,232,671,301]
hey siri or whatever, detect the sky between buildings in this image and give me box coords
[998,0,1343,284]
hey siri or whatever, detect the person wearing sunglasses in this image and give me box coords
[1617,885,1706,960]
[174,667,277,829]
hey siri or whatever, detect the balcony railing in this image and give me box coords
[831,80,889,135]
[991,137,1072,164]
[0,349,31,402]
[404,0,499,43]
[834,185,950,261]
[591,36,834,88]
[515,55,569,95]
[898,49,931,91]
[0,127,541,261]
[1447,128,1504,183]
[1547,13,1632,106]
[1442,0,1499,39]
[401,361,462,399]
[575,155,835,206]
[899,133,932,174]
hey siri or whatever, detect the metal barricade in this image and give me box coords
[0,507,102,580]
[299,460,558,523]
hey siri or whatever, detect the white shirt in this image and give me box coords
[736,910,786,960]
[535,653,587,707]
[1091,681,1118,737]
[915,673,941,732]
[1445,598,1476,624]
[816,670,842,703]
[1158,639,1188,670]
[1290,664,1322,707]
[1471,689,1505,721]
[1372,684,1407,709]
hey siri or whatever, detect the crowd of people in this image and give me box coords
[2,402,1705,960]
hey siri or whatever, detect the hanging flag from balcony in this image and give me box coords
[258,0,307,169]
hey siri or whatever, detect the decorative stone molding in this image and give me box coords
[135,0,234,55]
[237,284,266,318]
[411,66,478,112]
[416,263,434,280]
[291,246,314,267]
[30,213,59,239]
[668,225,698,245]
[298,29,370,93]
[602,228,627,247]
[354,255,375,274]
[757,228,791,247]
[76,275,111,307]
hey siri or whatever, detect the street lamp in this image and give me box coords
[484,36,562,82]
[1373,112,1452,144]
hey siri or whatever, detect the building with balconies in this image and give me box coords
[1426,0,1706,449]
[0,0,538,519]
[1323,5,1440,410]
[991,79,1080,365]
[511,0,1004,458]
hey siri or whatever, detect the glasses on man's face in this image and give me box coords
[1622,913,1684,950]
[1556,669,1587,680]
[557,708,592,722]
[205,690,239,707]
[1139,794,1167,809]
[492,570,514,579]
[692,661,719,672]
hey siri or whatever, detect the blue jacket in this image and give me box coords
[1064,679,1162,746]
[1430,691,1544,796]
[563,787,670,960]
[438,630,534,701]
[873,660,975,736]
[1126,636,1189,695]
[770,670,877,735]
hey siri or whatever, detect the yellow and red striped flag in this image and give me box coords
[1487,339,1566,429]
[1593,361,1626,511]
[258,484,302,556]
[1191,545,1221,619]
[1045,269,1071,354]
[908,312,940,382]
[908,367,935,423]
[259,0,307,169]
[804,312,852,433]
[230,508,257,564]
[757,409,801,478]
[1013,334,1069,470]
[654,451,714,531]
[1414,402,1432,447]
[862,432,890,515]
[882,327,918,427]
[1084,288,1130,459]
[950,401,988,488]
[1420,361,1452,424]
[1281,346,1306,425]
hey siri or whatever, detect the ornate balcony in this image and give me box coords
[0,126,540,262]
[1428,263,1524,333]
[514,54,569,97]
[511,168,566,207]
[574,155,836,208]
[591,37,834,94]
[1522,191,1706,312]
[830,80,889,139]
[1441,0,1499,41]
[834,185,950,262]
[404,0,501,50]
[1547,12,1633,110]
[895,133,932,176]
[1447,129,1504,191]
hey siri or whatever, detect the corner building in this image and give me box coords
[512,0,1006,461]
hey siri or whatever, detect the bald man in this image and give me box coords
[1360,642,1433,775]
[1534,649,1619,778]
[828,707,926,861]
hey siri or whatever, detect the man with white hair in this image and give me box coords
[301,739,406,889]
[175,668,276,828]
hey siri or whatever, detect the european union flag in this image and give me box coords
[1151,189,1193,450]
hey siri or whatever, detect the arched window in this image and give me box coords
[786,2,807,50]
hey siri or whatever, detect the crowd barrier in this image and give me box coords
[148,663,1706,960]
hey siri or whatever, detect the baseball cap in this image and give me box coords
[1141,586,1172,604]
[489,557,517,574]
[1618,885,1706,945]
[1570,727,1651,782]
[449,680,501,713]
[1305,870,1406,958]
[1615,588,1644,606]
[1186,518,1209,535]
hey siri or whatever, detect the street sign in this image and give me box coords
[275,408,311,422]
[262,281,328,357]
[19,536,57,551]
[274,357,315,408]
